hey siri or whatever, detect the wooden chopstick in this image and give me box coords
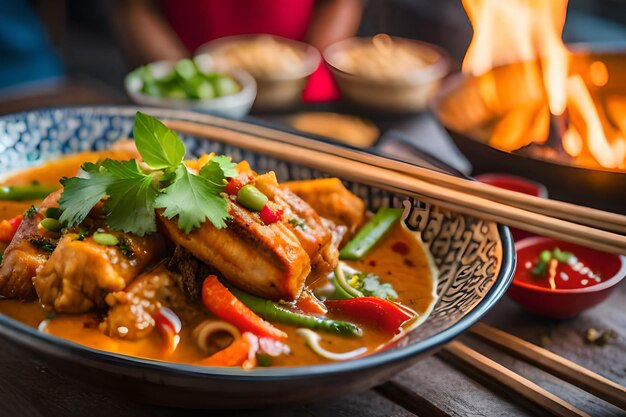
[165,120,626,255]
[469,323,626,410]
[164,115,626,234]
[440,341,591,417]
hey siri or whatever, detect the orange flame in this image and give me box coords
[461,0,626,170]
[462,0,569,115]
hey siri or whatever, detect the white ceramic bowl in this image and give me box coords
[124,57,257,119]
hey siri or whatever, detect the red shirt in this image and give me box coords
[161,0,338,102]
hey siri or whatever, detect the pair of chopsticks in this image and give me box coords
[439,323,626,417]
[164,118,626,255]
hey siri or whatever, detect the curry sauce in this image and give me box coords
[0,151,437,368]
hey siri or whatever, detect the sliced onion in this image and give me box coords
[158,307,182,333]
[193,320,241,354]
[37,319,51,333]
[334,263,364,298]
[296,328,367,361]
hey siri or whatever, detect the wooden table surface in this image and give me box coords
[1,87,624,417]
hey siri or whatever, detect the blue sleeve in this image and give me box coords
[0,0,64,90]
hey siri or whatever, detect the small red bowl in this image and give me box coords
[474,174,548,241]
[508,237,626,319]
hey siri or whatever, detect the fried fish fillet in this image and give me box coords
[100,264,195,339]
[0,190,61,299]
[158,200,311,302]
[282,178,366,235]
[256,173,338,275]
[34,230,165,313]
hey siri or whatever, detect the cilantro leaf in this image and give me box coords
[133,111,185,169]
[351,272,398,300]
[101,159,159,236]
[59,113,234,237]
[81,162,101,174]
[199,155,238,185]
[59,171,112,227]
[155,166,230,233]
[24,205,37,219]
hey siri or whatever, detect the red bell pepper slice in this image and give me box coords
[0,215,23,243]
[198,332,259,369]
[201,275,287,341]
[259,203,284,225]
[225,172,254,196]
[325,297,415,334]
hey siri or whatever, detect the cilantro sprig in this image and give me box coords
[58,112,237,236]
[349,271,398,300]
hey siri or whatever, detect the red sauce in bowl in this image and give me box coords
[515,238,623,291]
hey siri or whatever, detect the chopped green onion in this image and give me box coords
[174,59,197,80]
[0,185,58,201]
[553,247,573,263]
[531,261,548,277]
[136,59,239,100]
[44,207,62,219]
[93,232,119,246]
[296,329,367,361]
[237,185,268,212]
[214,75,240,96]
[163,85,187,99]
[539,250,552,264]
[196,81,216,99]
[40,218,62,232]
[142,80,163,97]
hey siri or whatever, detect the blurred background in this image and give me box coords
[2,0,626,212]
[2,0,626,107]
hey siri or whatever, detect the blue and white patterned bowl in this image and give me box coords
[0,106,514,409]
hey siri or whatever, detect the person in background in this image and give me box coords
[112,0,363,102]
[0,0,64,93]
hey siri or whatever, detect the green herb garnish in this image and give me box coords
[76,229,90,241]
[348,271,398,300]
[531,247,574,277]
[288,215,306,229]
[117,237,134,258]
[132,59,241,100]
[29,237,57,253]
[58,112,237,236]
[24,205,37,219]
[553,247,574,263]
